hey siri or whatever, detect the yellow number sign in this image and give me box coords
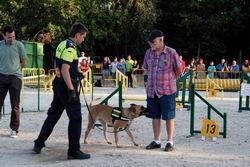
[201,118,220,137]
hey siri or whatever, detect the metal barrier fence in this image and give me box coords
[192,71,241,79]
[189,71,241,91]
[92,63,102,75]
[18,67,245,113]
[21,68,56,112]
[20,69,245,89]
[116,70,128,92]
[205,76,224,98]
[132,69,145,87]
[176,71,193,108]
[90,68,242,91]
[20,68,244,94]
[22,68,56,91]
[22,68,43,112]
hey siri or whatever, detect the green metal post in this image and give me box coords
[223,113,227,138]
[118,81,122,109]
[239,72,243,112]
[239,94,242,112]
[176,80,179,97]
[207,106,211,119]
[246,96,249,109]
[182,79,186,104]
[100,82,122,107]
[34,43,40,112]
[188,72,193,104]
[246,78,250,109]
[190,83,195,136]
[38,68,40,112]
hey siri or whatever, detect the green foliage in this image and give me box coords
[157,0,250,61]
[1,0,248,61]
[76,0,156,57]
[0,0,156,59]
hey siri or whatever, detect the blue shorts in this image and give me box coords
[147,93,176,120]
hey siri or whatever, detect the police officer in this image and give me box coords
[33,23,90,160]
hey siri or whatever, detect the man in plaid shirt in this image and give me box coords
[143,29,181,152]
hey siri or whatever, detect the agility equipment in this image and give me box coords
[239,72,250,112]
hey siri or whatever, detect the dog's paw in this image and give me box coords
[104,140,112,144]
[105,141,112,145]
[134,143,139,147]
[84,140,89,144]
[116,145,122,148]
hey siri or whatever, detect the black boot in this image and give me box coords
[32,140,45,154]
[67,150,91,160]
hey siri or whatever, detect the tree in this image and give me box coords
[0,0,156,61]
[156,0,250,63]
[77,0,156,59]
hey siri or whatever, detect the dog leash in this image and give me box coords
[78,78,129,133]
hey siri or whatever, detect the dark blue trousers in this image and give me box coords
[34,78,82,152]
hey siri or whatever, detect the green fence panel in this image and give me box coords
[23,41,44,68]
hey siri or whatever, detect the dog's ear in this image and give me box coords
[130,104,136,107]
[139,106,149,116]
[129,105,136,113]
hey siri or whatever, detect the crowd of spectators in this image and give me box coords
[182,57,250,79]
[78,52,250,88]
[78,54,143,87]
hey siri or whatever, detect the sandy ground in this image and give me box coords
[0,87,250,167]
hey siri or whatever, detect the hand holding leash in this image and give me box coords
[68,89,77,103]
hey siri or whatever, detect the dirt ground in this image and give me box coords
[0,88,250,167]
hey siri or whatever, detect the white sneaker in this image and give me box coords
[10,130,18,138]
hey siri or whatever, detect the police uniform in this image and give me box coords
[34,38,82,153]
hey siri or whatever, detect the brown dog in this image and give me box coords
[84,100,149,147]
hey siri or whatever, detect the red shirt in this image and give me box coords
[80,61,89,73]
[180,59,186,73]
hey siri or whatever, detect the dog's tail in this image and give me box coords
[89,97,102,107]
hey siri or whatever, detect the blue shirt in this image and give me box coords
[230,65,239,71]
[216,63,223,71]
[208,65,216,78]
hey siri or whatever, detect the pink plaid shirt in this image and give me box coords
[143,46,180,98]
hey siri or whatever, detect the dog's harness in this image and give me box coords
[111,108,130,124]
[79,81,130,133]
